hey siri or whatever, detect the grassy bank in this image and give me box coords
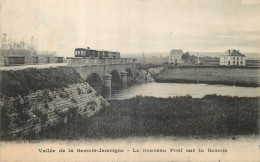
[0,67,83,97]
[154,67,260,87]
[28,95,258,140]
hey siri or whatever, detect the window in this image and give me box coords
[233,61,235,64]
[233,57,235,60]
[237,57,239,60]
[240,61,243,64]
[241,57,243,60]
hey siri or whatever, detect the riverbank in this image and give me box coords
[110,82,260,99]
[154,67,260,87]
[26,95,259,140]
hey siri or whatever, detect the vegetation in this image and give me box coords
[0,67,83,97]
[154,67,260,87]
[59,91,70,98]
[16,95,259,140]
[0,104,11,132]
[181,52,190,63]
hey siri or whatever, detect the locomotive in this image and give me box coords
[74,47,120,58]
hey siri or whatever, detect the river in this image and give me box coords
[111,82,260,99]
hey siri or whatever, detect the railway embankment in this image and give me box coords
[0,67,109,140]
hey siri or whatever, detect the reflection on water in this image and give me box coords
[111,82,260,99]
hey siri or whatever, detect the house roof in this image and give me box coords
[224,49,246,57]
[171,49,183,54]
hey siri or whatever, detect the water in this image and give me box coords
[111,82,260,99]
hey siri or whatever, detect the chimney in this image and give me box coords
[238,49,239,52]
[228,50,230,54]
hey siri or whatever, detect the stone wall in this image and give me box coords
[0,82,109,140]
[67,57,137,67]
[74,63,137,81]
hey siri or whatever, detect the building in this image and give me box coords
[220,49,246,66]
[169,49,184,65]
[0,50,63,66]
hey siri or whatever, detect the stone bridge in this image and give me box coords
[67,57,138,98]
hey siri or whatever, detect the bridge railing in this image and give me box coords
[66,57,138,67]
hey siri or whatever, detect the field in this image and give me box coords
[25,95,259,140]
[154,67,260,87]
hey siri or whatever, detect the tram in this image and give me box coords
[74,47,120,58]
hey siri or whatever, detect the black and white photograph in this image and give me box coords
[0,0,259,161]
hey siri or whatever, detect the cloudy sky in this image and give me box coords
[0,0,260,57]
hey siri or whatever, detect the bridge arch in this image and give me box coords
[86,73,103,94]
[125,68,134,85]
[110,70,121,88]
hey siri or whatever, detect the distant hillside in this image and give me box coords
[122,51,260,59]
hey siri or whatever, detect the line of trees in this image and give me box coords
[0,33,36,52]
[181,52,200,64]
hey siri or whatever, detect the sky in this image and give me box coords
[0,0,260,57]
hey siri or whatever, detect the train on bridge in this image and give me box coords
[74,47,120,58]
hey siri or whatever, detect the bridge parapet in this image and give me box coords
[67,57,137,67]
[68,57,138,98]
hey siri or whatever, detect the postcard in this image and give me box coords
[0,0,259,161]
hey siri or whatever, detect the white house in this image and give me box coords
[169,49,184,65]
[220,49,246,66]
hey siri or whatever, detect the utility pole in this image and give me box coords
[197,52,199,64]
[142,52,145,64]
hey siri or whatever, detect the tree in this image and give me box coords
[19,41,25,50]
[182,52,190,63]
[8,39,13,50]
[1,33,7,50]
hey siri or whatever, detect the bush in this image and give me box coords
[58,111,67,118]
[0,67,83,97]
[1,105,11,132]
[44,103,49,109]
[34,109,43,117]
[40,114,48,125]
[6,95,258,140]
[59,91,69,98]
[80,96,259,138]
[54,109,59,115]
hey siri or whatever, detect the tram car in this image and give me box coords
[74,47,120,58]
